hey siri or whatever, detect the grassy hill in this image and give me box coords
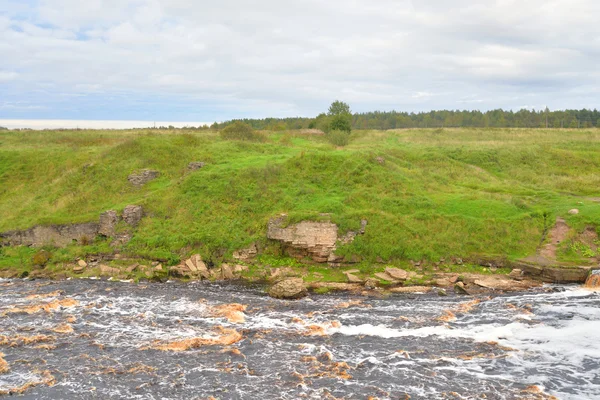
[1,127,599,274]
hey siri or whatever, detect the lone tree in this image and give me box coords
[328,100,352,133]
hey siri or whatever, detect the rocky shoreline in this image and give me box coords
[2,252,598,300]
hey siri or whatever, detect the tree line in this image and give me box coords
[211,108,600,130]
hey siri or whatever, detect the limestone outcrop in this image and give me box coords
[267,215,367,264]
[123,205,144,227]
[0,223,99,247]
[98,210,118,237]
[233,243,258,261]
[187,162,205,171]
[516,262,597,283]
[127,169,159,186]
[0,206,144,248]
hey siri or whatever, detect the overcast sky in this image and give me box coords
[1,0,599,124]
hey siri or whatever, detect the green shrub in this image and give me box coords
[220,121,266,142]
[32,250,51,266]
[329,114,352,133]
[326,129,350,147]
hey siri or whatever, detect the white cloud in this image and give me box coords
[0,71,18,82]
[0,0,599,120]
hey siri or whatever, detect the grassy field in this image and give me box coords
[1,127,599,274]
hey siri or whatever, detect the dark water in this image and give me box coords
[0,278,599,399]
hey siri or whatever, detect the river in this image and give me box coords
[0,278,598,399]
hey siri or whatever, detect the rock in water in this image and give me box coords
[585,270,600,289]
[268,278,307,299]
[454,282,470,295]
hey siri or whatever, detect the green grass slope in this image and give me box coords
[1,128,599,270]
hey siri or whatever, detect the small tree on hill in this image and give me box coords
[327,100,352,133]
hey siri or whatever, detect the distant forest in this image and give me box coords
[211,108,600,131]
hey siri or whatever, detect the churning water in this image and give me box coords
[0,278,598,399]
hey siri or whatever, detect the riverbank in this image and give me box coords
[1,127,599,294]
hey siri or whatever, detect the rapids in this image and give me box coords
[0,278,598,399]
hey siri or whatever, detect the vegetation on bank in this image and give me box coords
[1,126,600,277]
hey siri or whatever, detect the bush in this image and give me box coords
[220,121,266,142]
[326,129,350,147]
[32,250,51,266]
[329,114,352,133]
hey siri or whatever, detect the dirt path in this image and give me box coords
[539,217,570,260]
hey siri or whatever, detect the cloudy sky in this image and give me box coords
[1,0,599,125]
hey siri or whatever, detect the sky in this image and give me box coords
[1,0,599,127]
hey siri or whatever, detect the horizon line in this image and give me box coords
[0,119,214,130]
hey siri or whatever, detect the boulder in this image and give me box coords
[123,205,143,227]
[190,254,210,279]
[221,264,235,280]
[364,278,378,289]
[187,162,206,171]
[77,259,87,268]
[541,267,590,283]
[375,272,396,282]
[509,269,523,279]
[385,267,408,281]
[568,209,580,215]
[454,282,470,295]
[185,259,198,272]
[73,265,84,274]
[473,275,542,291]
[127,169,159,186]
[99,265,120,276]
[169,265,192,278]
[268,278,307,299]
[344,272,363,283]
[435,278,452,287]
[126,264,139,273]
[98,210,118,237]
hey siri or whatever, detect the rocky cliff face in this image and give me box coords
[0,223,100,247]
[0,205,144,248]
[267,215,366,264]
